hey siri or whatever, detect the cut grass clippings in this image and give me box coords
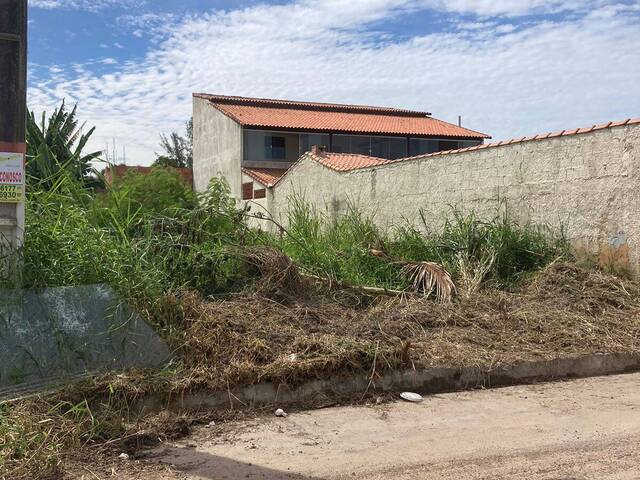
[3,261,640,479]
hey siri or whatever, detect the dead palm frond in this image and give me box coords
[368,247,457,303]
[398,261,456,303]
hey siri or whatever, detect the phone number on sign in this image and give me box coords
[0,185,23,201]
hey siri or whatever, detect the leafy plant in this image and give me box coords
[26,100,102,187]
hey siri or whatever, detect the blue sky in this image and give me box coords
[27,0,640,165]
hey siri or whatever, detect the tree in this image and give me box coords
[25,100,102,187]
[153,117,193,168]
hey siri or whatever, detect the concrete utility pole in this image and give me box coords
[0,0,27,281]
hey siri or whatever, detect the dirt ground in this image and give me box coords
[75,372,640,480]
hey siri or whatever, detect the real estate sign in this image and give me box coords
[0,152,24,203]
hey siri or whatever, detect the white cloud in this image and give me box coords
[28,0,640,165]
[420,0,609,17]
[115,12,182,41]
[29,0,143,10]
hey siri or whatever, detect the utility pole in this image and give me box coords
[0,0,27,282]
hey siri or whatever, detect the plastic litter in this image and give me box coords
[400,392,423,403]
[118,453,130,460]
[275,408,288,417]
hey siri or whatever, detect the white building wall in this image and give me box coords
[271,123,640,273]
[192,97,243,197]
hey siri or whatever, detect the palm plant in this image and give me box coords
[26,100,102,188]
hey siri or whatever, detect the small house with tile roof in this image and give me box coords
[192,93,490,201]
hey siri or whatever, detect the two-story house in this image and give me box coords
[192,93,490,200]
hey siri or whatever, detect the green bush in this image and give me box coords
[17,169,254,307]
[136,177,257,297]
[94,167,195,225]
[20,174,169,306]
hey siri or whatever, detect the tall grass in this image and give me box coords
[279,197,405,289]
[279,196,569,292]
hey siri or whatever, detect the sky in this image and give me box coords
[27,0,640,165]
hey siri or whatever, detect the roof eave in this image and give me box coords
[240,124,489,139]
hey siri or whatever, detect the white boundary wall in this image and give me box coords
[268,123,640,273]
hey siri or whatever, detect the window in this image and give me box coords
[371,136,407,159]
[242,182,254,200]
[265,135,286,160]
[351,136,371,155]
[409,138,480,156]
[331,134,352,154]
[409,138,438,156]
[438,140,459,152]
[388,138,408,159]
[332,135,371,155]
[244,130,299,163]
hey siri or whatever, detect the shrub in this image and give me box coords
[95,167,195,224]
[18,171,253,305]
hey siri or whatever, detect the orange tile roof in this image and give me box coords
[311,152,394,171]
[194,93,489,139]
[242,167,288,186]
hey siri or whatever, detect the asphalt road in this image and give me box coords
[111,373,640,479]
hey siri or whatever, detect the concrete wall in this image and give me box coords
[270,123,640,273]
[193,97,243,196]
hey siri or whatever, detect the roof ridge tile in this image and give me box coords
[194,92,431,116]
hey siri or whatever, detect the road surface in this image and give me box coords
[121,373,640,479]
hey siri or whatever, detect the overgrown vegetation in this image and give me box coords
[0,159,580,479]
[277,197,568,296]
[4,260,640,479]
[12,136,571,304]
[0,102,617,479]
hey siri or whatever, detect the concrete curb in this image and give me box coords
[145,352,640,412]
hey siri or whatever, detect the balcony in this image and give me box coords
[242,129,481,167]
